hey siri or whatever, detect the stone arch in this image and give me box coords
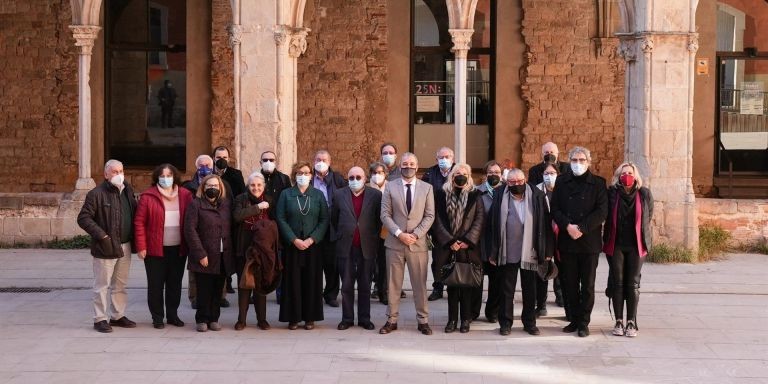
[446,0,478,30]
[615,0,636,33]
[290,0,307,28]
[70,0,103,25]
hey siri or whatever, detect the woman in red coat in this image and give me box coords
[134,164,193,329]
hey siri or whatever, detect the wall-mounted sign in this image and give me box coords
[416,96,440,112]
[696,58,708,75]
[740,82,764,115]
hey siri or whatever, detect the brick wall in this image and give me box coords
[210,0,235,157]
[297,0,389,173]
[0,1,78,192]
[697,198,768,245]
[519,0,625,180]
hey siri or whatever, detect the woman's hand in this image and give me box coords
[138,250,147,260]
[257,201,269,210]
[459,242,469,249]
[450,241,462,251]
[200,257,209,267]
[293,238,308,251]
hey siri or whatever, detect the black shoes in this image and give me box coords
[94,320,113,333]
[153,322,165,329]
[110,317,137,328]
[499,325,511,336]
[400,291,406,298]
[257,320,271,330]
[486,315,498,323]
[563,322,579,333]
[578,325,590,337]
[220,298,230,308]
[234,321,246,331]
[288,322,299,330]
[359,321,375,330]
[524,325,541,335]
[304,321,315,330]
[445,320,457,333]
[325,298,340,307]
[417,323,433,335]
[427,290,443,301]
[337,321,353,330]
[379,322,397,334]
[167,318,185,327]
[536,307,548,317]
[459,320,470,333]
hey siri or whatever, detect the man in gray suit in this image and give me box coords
[379,152,435,335]
[331,166,382,331]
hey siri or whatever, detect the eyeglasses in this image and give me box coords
[507,179,526,185]
[261,159,275,162]
[570,158,588,163]
[348,175,364,181]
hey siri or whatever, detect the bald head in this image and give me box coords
[542,142,559,156]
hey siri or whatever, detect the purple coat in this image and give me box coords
[184,197,234,275]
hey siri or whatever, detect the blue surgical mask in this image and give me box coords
[571,162,588,176]
[543,174,557,188]
[158,176,174,189]
[349,179,364,191]
[438,158,452,170]
[197,165,212,179]
[382,154,396,167]
[296,175,311,187]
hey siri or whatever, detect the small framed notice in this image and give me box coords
[416,96,440,113]
[696,58,708,75]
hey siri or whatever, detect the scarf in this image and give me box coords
[445,188,469,235]
[157,185,178,202]
[497,184,537,270]
[244,194,269,230]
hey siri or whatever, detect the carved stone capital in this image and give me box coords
[228,24,243,47]
[448,28,473,59]
[640,35,654,54]
[687,34,699,54]
[594,37,619,59]
[274,25,289,46]
[288,28,310,58]
[69,25,101,55]
[617,39,636,62]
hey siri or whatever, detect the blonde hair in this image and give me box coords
[442,163,474,194]
[197,174,227,199]
[612,162,643,188]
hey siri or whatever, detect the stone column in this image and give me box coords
[275,25,308,174]
[69,25,100,191]
[228,24,243,166]
[449,28,472,164]
[618,0,699,250]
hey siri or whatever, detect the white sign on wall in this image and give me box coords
[740,82,764,115]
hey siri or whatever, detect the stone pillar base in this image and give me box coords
[75,178,96,191]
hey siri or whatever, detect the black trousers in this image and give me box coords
[470,262,501,320]
[447,286,473,321]
[374,239,387,295]
[144,246,186,324]
[560,252,599,327]
[195,271,225,324]
[321,232,340,301]
[555,257,571,321]
[610,246,644,324]
[498,262,537,328]
[161,106,174,128]
[536,275,548,310]
[279,245,324,323]
[339,246,373,323]
[235,258,266,324]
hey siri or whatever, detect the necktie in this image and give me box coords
[406,183,412,214]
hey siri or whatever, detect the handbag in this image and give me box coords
[440,252,483,288]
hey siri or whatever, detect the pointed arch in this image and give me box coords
[70,0,103,25]
[446,0,478,30]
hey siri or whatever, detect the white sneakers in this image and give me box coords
[625,320,638,337]
[612,320,625,336]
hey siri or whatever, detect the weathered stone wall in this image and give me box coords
[0,193,86,245]
[0,1,78,192]
[210,0,235,158]
[297,0,389,172]
[519,0,625,180]
[697,198,768,245]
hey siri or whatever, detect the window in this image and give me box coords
[105,0,186,169]
[410,0,495,168]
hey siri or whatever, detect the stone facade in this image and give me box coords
[210,0,235,155]
[0,1,78,192]
[519,0,625,180]
[297,0,389,172]
[697,198,768,245]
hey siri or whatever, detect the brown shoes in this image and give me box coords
[304,321,315,330]
[379,322,398,334]
[417,323,433,335]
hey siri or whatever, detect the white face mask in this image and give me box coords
[158,176,174,189]
[571,162,588,176]
[348,179,364,191]
[314,161,329,173]
[296,175,311,187]
[110,174,124,188]
[261,161,276,173]
[371,174,385,185]
[543,174,557,188]
[382,154,396,167]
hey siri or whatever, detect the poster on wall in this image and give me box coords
[740,82,764,115]
[416,96,440,113]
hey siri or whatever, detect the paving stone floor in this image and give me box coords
[0,249,766,384]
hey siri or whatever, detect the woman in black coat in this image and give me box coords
[233,171,277,331]
[431,163,485,334]
[603,162,653,338]
[184,174,234,332]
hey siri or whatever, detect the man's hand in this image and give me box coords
[200,257,209,267]
[398,233,417,246]
[138,250,147,260]
[566,224,583,240]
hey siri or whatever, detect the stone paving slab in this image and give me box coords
[0,249,766,384]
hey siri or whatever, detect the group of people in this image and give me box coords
[77,141,653,339]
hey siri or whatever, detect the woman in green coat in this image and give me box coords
[276,161,330,330]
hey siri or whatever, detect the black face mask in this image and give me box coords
[508,184,526,195]
[454,175,468,187]
[401,167,417,178]
[204,188,220,199]
[487,175,500,186]
[215,158,228,170]
[543,154,557,164]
